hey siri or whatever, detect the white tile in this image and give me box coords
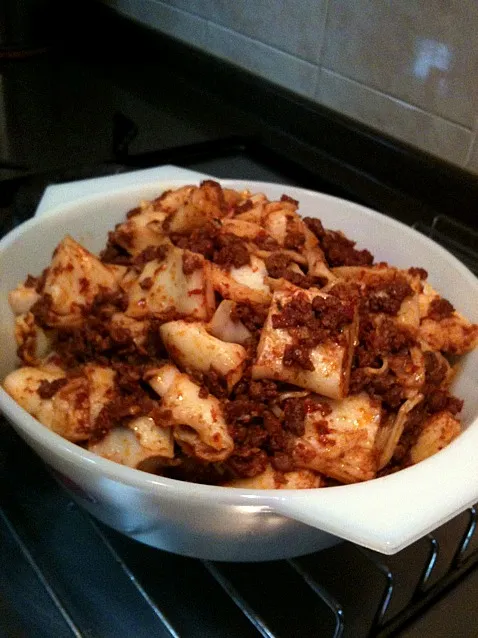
[205,23,318,98]
[317,69,471,167]
[160,0,329,62]
[123,0,208,49]
[323,0,478,128]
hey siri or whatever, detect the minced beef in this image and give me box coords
[420,384,463,417]
[427,297,455,321]
[31,293,54,328]
[189,368,227,399]
[182,251,203,275]
[201,179,227,212]
[206,368,227,398]
[254,232,280,251]
[90,289,128,318]
[280,194,299,206]
[79,278,90,294]
[426,390,449,413]
[51,309,165,370]
[144,319,168,359]
[111,362,144,394]
[315,420,333,447]
[353,345,377,369]
[52,320,114,367]
[92,391,157,441]
[349,368,404,409]
[100,239,132,265]
[359,316,415,359]
[274,293,354,334]
[247,379,280,400]
[224,399,265,425]
[213,233,250,269]
[265,252,292,278]
[321,230,374,267]
[37,377,68,399]
[226,448,268,479]
[284,271,318,289]
[271,452,295,473]
[169,222,219,260]
[328,281,361,304]
[283,344,314,370]
[366,275,413,315]
[126,206,141,219]
[283,398,306,436]
[408,267,428,280]
[351,316,417,406]
[273,293,354,343]
[284,229,305,250]
[304,217,325,240]
[311,294,355,329]
[139,277,153,291]
[446,396,464,415]
[198,386,209,399]
[264,252,316,289]
[232,423,269,449]
[272,294,314,329]
[348,367,369,394]
[235,199,253,214]
[424,351,448,387]
[303,396,333,417]
[163,456,227,485]
[223,381,300,477]
[107,225,134,251]
[133,245,169,269]
[24,274,37,288]
[273,292,356,370]
[263,411,291,452]
[368,373,404,409]
[230,302,268,332]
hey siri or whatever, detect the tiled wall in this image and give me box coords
[100,0,478,174]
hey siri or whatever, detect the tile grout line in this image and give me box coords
[205,22,321,67]
[313,0,331,99]
[464,116,478,166]
[319,67,473,133]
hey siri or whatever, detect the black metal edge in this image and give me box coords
[375,553,478,637]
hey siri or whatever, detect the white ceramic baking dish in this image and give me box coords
[0,179,477,562]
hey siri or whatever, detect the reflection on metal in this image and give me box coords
[419,535,439,590]
[203,560,277,638]
[288,558,345,638]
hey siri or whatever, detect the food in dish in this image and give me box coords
[4,181,478,489]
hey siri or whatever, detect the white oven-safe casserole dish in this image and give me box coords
[0,179,477,562]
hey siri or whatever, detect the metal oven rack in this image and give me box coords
[2,419,478,638]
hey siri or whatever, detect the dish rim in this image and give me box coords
[1,177,477,554]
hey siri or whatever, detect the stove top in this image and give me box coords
[1,137,478,638]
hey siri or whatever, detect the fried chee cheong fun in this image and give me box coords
[4,180,478,489]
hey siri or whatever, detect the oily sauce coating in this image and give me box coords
[4,180,477,487]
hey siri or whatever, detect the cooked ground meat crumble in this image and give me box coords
[5,181,477,488]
